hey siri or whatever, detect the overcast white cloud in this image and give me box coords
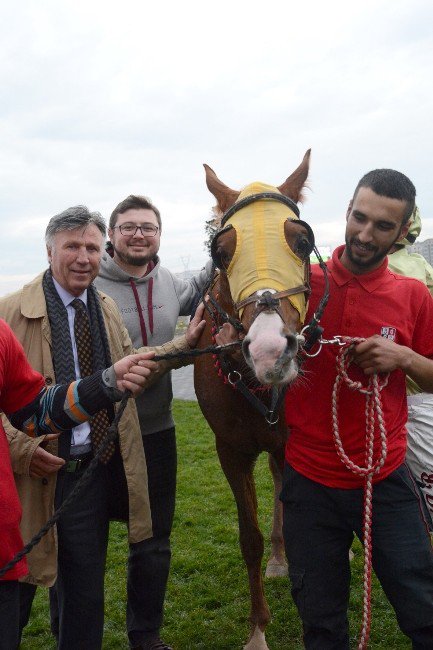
[1,0,432,294]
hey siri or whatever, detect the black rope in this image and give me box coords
[0,391,131,579]
[0,341,243,578]
[153,341,241,362]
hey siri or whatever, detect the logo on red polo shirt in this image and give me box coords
[381,326,396,341]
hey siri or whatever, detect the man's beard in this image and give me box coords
[113,245,155,267]
[345,236,394,270]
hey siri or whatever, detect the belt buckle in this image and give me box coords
[66,458,82,473]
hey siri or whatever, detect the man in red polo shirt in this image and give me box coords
[283,169,433,648]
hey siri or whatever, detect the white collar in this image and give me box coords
[52,277,88,308]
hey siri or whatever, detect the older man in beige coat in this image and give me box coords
[0,206,203,650]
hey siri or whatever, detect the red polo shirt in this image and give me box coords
[285,245,433,488]
[0,319,45,580]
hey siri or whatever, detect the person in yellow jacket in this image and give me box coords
[388,206,433,526]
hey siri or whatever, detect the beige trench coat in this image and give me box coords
[0,272,191,586]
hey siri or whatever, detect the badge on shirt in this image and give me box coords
[380,326,396,341]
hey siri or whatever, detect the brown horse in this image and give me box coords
[194,151,314,649]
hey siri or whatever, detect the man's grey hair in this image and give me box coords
[45,206,107,247]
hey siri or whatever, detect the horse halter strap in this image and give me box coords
[236,285,311,327]
[221,191,300,226]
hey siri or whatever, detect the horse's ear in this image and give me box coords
[204,164,240,213]
[277,149,311,203]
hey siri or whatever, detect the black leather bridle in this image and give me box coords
[204,192,330,425]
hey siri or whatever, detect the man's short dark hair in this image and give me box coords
[353,169,416,225]
[109,195,162,232]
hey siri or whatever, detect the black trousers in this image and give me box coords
[127,427,177,647]
[281,462,433,650]
[18,461,110,650]
[0,580,19,650]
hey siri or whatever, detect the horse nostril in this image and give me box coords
[285,334,298,356]
[242,338,251,359]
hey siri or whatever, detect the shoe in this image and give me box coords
[132,638,173,650]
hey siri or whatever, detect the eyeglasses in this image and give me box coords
[113,222,159,237]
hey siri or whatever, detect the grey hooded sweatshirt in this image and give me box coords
[95,252,211,435]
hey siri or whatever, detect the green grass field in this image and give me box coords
[21,400,410,649]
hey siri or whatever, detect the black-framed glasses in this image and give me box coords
[114,222,159,237]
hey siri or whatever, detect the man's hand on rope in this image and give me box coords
[353,334,433,392]
[352,335,410,375]
[114,352,158,395]
[186,302,206,347]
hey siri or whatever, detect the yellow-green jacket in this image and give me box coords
[388,208,433,395]
[388,247,433,295]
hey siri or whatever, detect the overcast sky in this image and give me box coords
[1,0,432,295]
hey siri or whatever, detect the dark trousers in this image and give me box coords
[127,427,177,647]
[281,462,433,650]
[55,462,110,649]
[0,580,19,650]
[16,582,57,648]
[18,461,110,650]
[17,582,36,647]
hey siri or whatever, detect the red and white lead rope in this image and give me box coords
[331,337,389,650]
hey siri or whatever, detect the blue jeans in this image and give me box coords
[281,463,433,649]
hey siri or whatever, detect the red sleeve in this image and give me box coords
[0,319,45,414]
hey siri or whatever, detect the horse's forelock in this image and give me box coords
[211,206,223,229]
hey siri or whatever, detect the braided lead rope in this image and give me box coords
[331,338,389,650]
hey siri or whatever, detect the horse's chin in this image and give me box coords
[247,357,299,387]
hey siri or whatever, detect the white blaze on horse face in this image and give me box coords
[244,297,299,386]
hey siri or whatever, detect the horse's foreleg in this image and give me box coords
[216,439,271,650]
[265,452,288,578]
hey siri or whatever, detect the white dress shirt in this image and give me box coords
[52,278,92,454]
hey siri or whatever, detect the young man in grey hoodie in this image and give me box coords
[95,195,211,650]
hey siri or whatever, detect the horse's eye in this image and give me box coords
[219,250,231,269]
[294,235,312,260]
[212,248,231,270]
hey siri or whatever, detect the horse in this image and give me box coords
[194,150,317,650]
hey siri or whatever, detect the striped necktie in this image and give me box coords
[71,298,115,463]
